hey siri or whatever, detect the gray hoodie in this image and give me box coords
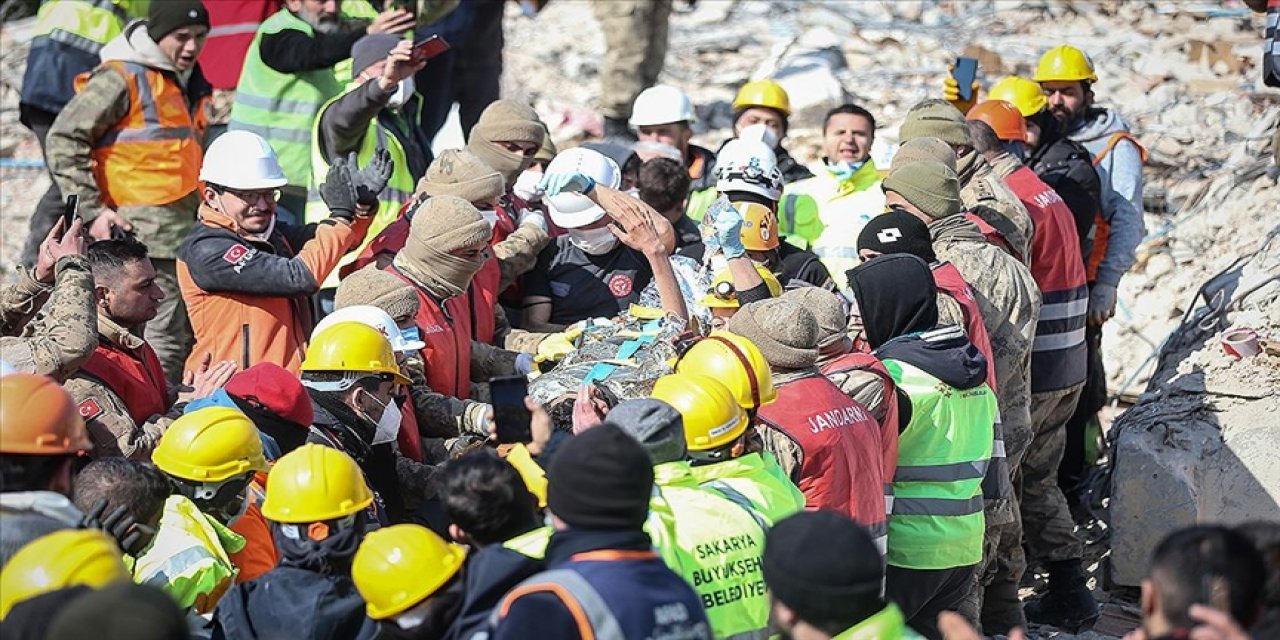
[1067,108,1145,286]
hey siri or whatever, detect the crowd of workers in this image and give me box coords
[2,1,1278,639]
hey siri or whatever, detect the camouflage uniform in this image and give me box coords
[401,350,490,441]
[593,0,673,120]
[0,256,98,381]
[63,315,181,460]
[958,153,1034,266]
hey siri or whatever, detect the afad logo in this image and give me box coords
[222,244,258,274]
[609,274,633,297]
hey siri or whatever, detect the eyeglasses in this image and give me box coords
[224,188,281,205]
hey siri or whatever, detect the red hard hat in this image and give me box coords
[0,373,92,455]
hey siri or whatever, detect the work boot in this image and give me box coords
[602,116,637,142]
[1023,558,1099,632]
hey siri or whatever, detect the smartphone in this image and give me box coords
[490,375,532,444]
[61,194,79,235]
[952,57,979,102]
[412,34,451,62]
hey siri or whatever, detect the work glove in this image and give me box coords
[350,149,394,209]
[81,498,149,556]
[1087,283,1118,326]
[538,171,595,197]
[319,156,358,221]
[517,207,548,234]
[943,71,981,114]
[715,203,747,259]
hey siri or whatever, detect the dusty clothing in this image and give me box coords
[957,153,1033,266]
[0,257,97,381]
[593,0,673,120]
[178,204,370,374]
[1023,384,1087,564]
[400,350,490,441]
[64,314,180,460]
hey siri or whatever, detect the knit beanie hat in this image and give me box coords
[608,399,686,465]
[725,299,818,371]
[535,127,558,163]
[763,511,883,625]
[225,363,314,429]
[881,160,962,220]
[416,149,506,205]
[899,99,974,149]
[47,583,188,640]
[781,287,849,352]
[890,137,957,172]
[351,34,401,78]
[547,423,654,530]
[148,0,210,40]
[855,209,937,263]
[467,101,545,183]
[335,265,421,319]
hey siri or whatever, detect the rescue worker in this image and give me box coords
[306,35,432,301]
[66,238,236,460]
[727,79,813,183]
[594,0,673,140]
[178,131,385,375]
[140,407,269,614]
[0,373,93,564]
[629,85,719,219]
[779,104,884,281]
[18,0,140,267]
[0,529,130,619]
[763,511,923,640]
[512,130,559,203]
[637,156,700,248]
[32,582,190,640]
[352,524,469,639]
[898,99,1034,263]
[656,372,805,526]
[300,321,420,526]
[45,0,213,383]
[229,0,414,216]
[849,254,996,640]
[609,398,771,639]
[212,444,381,640]
[724,299,888,549]
[703,265,782,330]
[1,218,97,381]
[465,100,547,212]
[489,423,712,640]
[71,457,171,560]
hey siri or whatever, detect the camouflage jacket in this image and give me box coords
[958,153,1034,266]
[0,256,98,381]
[64,315,180,460]
[401,351,489,441]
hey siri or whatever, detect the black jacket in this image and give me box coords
[447,543,545,640]
[1028,137,1103,260]
[211,566,379,640]
[307,391,404,526]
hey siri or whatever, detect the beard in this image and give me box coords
[298,9,340,33]
[1049,103,1077,126]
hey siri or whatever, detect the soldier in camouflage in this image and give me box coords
[593,0,674,139]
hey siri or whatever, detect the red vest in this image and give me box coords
[756,374,886,533]
[962,212,1021,262]
[819,352,900,484]
[342,205,411,279]
[396,396,423,463]
[79,340,169,426]
[200,0,280,90]
[930,261,997,392]
[385,266,473,400]
[469,259,500,346]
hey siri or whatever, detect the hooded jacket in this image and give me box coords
[1067,107,1146,286]
[211,566,380,640]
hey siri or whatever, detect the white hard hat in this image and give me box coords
[629,85,697,128]
[313,305,425,353]
[716,138,783,201]
[200,130,289,190]
[545,147,621,229]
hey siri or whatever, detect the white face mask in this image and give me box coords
[739,123,780,149]
[477,209,500,231]
[362,391,403,445]
[567,226,619,255]
[387,77,415,109]
[512,170,543,201]
[391,597,436,630]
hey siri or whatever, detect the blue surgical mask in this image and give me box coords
[401,325,421,344]
[827,160,866,181]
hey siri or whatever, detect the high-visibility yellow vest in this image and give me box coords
[503,526,553,560]
[646,461,770,640]
[32,0,138,53]
[832,603,924,640]
[130,495,243,614]
[883,358,995,571]
[689,452,805,526]
[781,161,884,287]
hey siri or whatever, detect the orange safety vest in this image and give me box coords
[75,60,208,208]
[1086,132,1148,281]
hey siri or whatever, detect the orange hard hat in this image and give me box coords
[0,373,92,455]
[966,100,1028,143]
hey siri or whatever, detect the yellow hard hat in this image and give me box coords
[701,265,782,309]
[737,201,780,251]
[352,524,467,619]
[732,79,791,116]
[151,407,268,484]
[0,529,128,618]
[676,331,777,409]
[652,373,748,452]
[986,76,1048,117]
[1033,45,1098,83]
[302,321,411,386]
[261,443,374,523]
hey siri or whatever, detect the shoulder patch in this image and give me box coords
[78,397,104,421]
[221,243,258,273]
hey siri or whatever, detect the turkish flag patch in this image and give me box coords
[608,274,633,297]
[222,244,251,264]
[78,398,104,420]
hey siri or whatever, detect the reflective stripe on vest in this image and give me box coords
[1086,132,1146,281]
[33,0,131,54]
[132,495,240,614]
[491,568,627,639]
[883,358,995,570]
[75,60,206,208]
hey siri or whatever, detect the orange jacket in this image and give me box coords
[228,478,276,583]
[177,204,370,374]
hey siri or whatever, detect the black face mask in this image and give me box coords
[273,512,366,576]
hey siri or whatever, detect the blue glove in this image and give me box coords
[538,172,596,197]
[715,203,746,259]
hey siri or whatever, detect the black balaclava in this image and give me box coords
[274,512,367,576]
[848,254,939,349]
